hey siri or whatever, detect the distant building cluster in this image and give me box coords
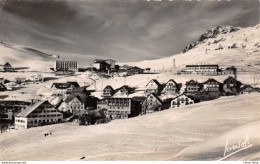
[0,75,256,130]
[51,59,148,77]
[1,58,259,131]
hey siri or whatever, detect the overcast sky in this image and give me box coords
[0,0,259,63]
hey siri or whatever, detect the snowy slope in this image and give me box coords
[173,119,260,161]
[0,42,59,71]
[124,24,260,73]
[1,93,260,161]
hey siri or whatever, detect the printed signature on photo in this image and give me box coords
[218,134,253,161]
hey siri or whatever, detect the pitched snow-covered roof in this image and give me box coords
[186,79,201,85]
[223,76,237,83]
[171,93,194,101]
[165,79,177,85]
[65,94,87,103]
[146,93,162,104]
[51,82,79,89]
[67,81,80,88]
[51,83,71,89]
[239,85,259,92]
[17,100,48,117]
[146,79,161,87]
[203,78,221,84]
[4,62,12,67]
[104,85,114,90]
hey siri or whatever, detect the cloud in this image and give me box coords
[1,0,259,63]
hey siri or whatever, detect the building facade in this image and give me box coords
[102,85,114,97]
[54,60,78,72]
[3,62,15,72]
[171,93,194,108]
[203,78,221,91]
[185,80,202,93]
[115,85,134,95]
[93,59,115,71]
[161,79,179,95]
[145,79,161,94]
[64,96,85,115]
[223,76,242,93]
[183,65,219,75]
[127,66,143,75]
[141,93,162,114]
[239,85,259,94]
[97,98,131,119]
[15,100,63,129]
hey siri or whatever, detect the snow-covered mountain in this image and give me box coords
[1,24,260,72]
[125,24,260,73]
[182,25,240,53]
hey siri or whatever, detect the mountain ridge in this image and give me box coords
[182,25,240,53]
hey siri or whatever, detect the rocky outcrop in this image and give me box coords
[183,26,240,53]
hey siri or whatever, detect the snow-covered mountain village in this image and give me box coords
[0,0,260,162]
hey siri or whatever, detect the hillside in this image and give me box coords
[0,42,59,71]
[1,93,260,161]
[124,24,260,73]
[1,24,260,73]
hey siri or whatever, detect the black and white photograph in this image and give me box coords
[0,0,260,162]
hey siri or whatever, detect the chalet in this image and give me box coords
[115,85,135,95]
[127,66,143,75]
[95,59,115,69]
[102,85,115,97]
[63,95,98,115]
[145,79,162,94]
[185,79,202,93]
[3,62,15,72]
[239,85,259,94]
[202,78,221,92]
[60,86,97,115]
[93,60,110,72]
[223,76,242,93]
[141,93,163,114]
[15,100,63,129]
[161,79,180,95]
[0,83,6,91]
[93,59,115,72]
[171,93,194,108]
[64,94,86,115]
[97,98,131,119]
